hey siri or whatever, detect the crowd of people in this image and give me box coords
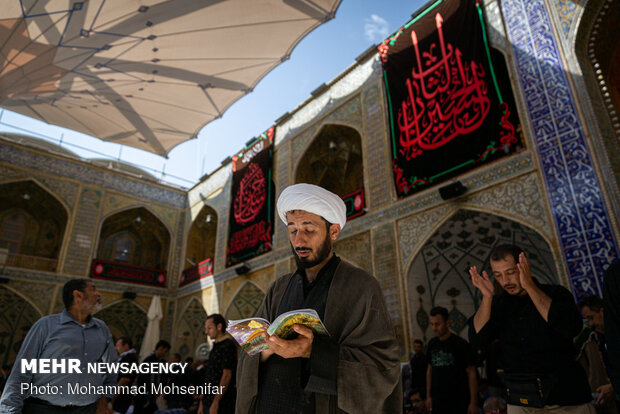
[0,183,619,414]
[402,245,620,414]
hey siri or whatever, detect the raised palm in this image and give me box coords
[469,265,494,298]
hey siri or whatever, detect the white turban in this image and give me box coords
[277,183,347,229]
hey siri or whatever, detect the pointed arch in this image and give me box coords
[94,300,147,351]
[406,209,558,343]
[96,206,171,270]
[185,204,218,272]
[0,285,43,366]
[0,179,69,271]
[0,177,71,215]
[224,281,266,321]
[175,298,208,360]
[294,123,366,219]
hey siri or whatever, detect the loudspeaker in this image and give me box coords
[439,181,467,200]
[122,291,137,300]
[235,263,251,275]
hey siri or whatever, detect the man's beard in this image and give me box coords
[291,232,332,269]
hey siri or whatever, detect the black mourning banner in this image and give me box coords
[380,0,520,197]
[226,127,274,266]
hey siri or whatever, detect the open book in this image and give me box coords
[228,309,329,355]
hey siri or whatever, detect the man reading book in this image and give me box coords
[236,183,401,414]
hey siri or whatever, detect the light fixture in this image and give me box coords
[135,216,142,223]
[438,181,467,200]
[235,263,251,275]
[22,193,31,200]
[205,214,213,223]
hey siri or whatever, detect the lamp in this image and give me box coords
[438,181,467,200]
[235,263,251,275]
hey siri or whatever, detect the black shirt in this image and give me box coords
[427,334,475,405]
[203,338,238,413]
[257,255,341,414]
[468,282,591,405]
[603,260,620,393]
[113,350,138,413]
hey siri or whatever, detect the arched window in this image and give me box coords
[113,235,134,263]
[97,208,169,269]
[185,206,218,269]
[296,124,365,219]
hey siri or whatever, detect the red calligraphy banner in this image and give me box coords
[180,258,213,287]
[91,259,166,287]
[380,0,521,197]
[226,128,274,266]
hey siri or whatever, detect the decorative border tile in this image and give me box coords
[0,143,186,207]
[501,0,619,299]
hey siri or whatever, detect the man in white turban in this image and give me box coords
[236,183,401,414]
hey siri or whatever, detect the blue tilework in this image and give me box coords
[500,0,619,299]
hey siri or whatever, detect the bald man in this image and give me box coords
[236,184,401,414]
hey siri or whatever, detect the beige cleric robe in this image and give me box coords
[235,260,402,413]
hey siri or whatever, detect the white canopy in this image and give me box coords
[0,0,342,156]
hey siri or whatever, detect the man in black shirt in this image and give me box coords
[112,337,138,414]
[199,314,237,414]
[135,339,170,414]
[426,306,478,414]
[604,261,620,396]
[578,295,618,413]
[468,244,593,413]
[410,339,427,393]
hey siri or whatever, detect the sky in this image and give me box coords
[0,0,429,188]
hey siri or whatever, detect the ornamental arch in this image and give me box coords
[185,205,218,271]
[175,298,208,360]
[406,209,558,343]
[295,124,365,202]
[0,286,42,366]
[0,179,68,272]
[224,281,265,321]
[96,207,170,270]
[94,300,147,352]
[574,0,620,194]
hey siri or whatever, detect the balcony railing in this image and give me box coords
[180,258,214,287]
[2,253,58,272]
[91,259,167,287]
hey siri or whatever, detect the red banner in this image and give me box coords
[91,260,166,287]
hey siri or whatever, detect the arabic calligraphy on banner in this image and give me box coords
[380,0,520,197]
[226,128,274,266]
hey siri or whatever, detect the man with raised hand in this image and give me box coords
[236,183,401,414]
[468,244,593,414]
[0,279,118,414]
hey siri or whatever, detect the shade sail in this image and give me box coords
[0,0,341,156]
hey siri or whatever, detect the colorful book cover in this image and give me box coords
[228,309,329,356]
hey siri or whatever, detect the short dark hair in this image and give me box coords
[207,313,227,332]
[577,295,604,312]
[172,353,182,360]
[62,279,90,309]
[429,306,449,321]
[490,244,523,264]
[413,339,424,346]
[155,340,171,350]
[117,336,133,349]
[409,387,426,400]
